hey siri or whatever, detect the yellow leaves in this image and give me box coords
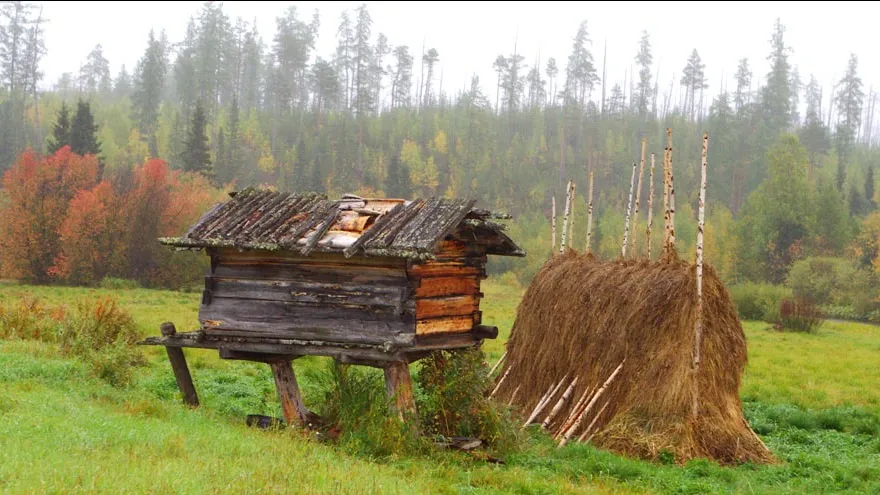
[400,139,438,195]
[433,129,448,155]
[257,143,276,173]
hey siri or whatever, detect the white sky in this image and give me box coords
[37,1,877,107]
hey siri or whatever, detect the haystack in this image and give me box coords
[493,249,774,465]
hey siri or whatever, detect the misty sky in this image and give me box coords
[38,1,875,108]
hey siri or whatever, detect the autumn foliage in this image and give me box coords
[0,147,223,288]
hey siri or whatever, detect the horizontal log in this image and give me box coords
[213,247,405,268]
[473,325,499,339]
[415,315,475,335]
[201,296,414,323]
[207,277,413,310]
[213,262,409,285]
[415,295,480,319]
[204,323,414,346]
[408,262,484,278]
[413,276,480,298]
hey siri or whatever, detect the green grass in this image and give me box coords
[1,279,879,494]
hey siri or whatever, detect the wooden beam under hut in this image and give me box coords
[159,322,199,407]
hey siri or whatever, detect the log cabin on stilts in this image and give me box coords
[139,187,525,429]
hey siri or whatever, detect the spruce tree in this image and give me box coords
[866,165,876,211]
[69,99,101,157]
[47,102,72,154]
[181,100,213,180]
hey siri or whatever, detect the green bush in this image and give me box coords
[728,282,791,322]
[788,257,879,318]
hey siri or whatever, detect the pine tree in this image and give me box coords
[69,99,101,157]
[181,99,212,180]
[47,102,71,154]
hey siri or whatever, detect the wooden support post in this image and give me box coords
[160,322,199,407]
[384,361,417,420]
[269,358,311,427]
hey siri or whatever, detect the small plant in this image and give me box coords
[777,297,824,333]
[0,296,63,341]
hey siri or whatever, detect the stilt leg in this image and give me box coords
[160,322,199,407]
[384,361,416,421]
[269,358,312,428]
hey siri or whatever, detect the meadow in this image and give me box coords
[0,279,878,494]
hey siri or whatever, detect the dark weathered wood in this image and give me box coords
[384,361,417,420]
[160,322,199,407]
[300,207,341,256]
[365,199,427,248]
[343,202,404,257]
[207,278,413,310]
[213,261,409,285]
[473,325,499,339]
[269,358,312,427]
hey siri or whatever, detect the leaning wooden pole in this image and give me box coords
[551,197,557,255]
[585,171,595,254]
[646,153,655,258]
[621,162,637,258]
[693,131,709,418]
[630,138,647,257]
[662,144,670,250]
[667,128,676,250]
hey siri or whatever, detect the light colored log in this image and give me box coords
[490,365,512,398]
[667,128,676,249]
[646,153,655,258]
[578,400,610,443]
[560,181,575,253]
[522,377,567,429]
[551,197,557,255]
[693,131,709,418]
[586,171,595,254]
[621,162,637,258]
[489,351,507,377]
[558,360,625,448]
[541,376,578,429]
[555,386,595,441]
[663,144,670,249]
[630,138,647,257]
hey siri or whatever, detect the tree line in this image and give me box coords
[2,1,880,295]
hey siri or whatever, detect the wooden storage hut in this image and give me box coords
[141,187,524,427]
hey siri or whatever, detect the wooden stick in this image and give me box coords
[490,365,513,398]
[160,323,199,408]
[630,138,647,257]
[489,351,507,377]
[384,361,417,420]
[555,386,595,440]
[541,376,578,429]
[621,161,637,258]
[578,400,611,443]
[558,360,625,448]
[667,128,676,249]
[663,143,670,250]
[646,153,655,258]
[585,171,595,254]
[522,377,567,429]
[270,358,311,427]
[551,197,557,256]
[693,131,709,418]
[560,181,574,253]
[568,187,576,249]
[508,385,521,406]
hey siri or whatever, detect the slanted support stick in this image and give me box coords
[646,153,655,258]
[551,197,557,255]
[586,171,595,254]
[160,322,199,408]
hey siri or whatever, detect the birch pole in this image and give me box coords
[585,171,595,254]
[667,128,676,250]
[646,153,655,258]
[621,162,637,258]
[568,184,577,249]
[630,139,647,257]
[560,181,574,253]
[662,144,671,250]
[551,197,557,255]
[692,132,709,418]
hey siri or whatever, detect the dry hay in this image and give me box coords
[493,249,775,465]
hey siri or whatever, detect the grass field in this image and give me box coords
[1,279,878,494]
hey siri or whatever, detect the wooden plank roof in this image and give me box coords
[159,187,525,260]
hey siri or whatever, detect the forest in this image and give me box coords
[2,1,880,322]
